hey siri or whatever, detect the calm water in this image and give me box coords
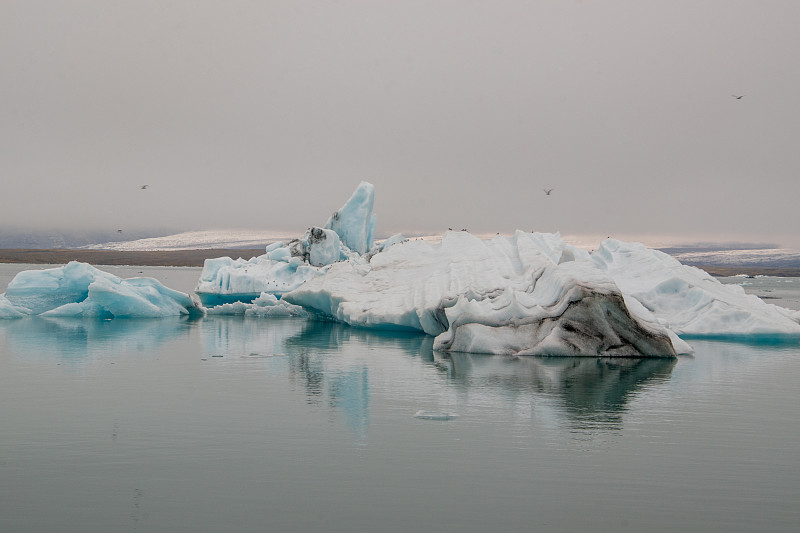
[1,265,799,532]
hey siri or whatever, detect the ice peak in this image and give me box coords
[324,181,376,254]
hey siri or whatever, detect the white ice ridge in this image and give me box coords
[2,262,203,318]
[591,239,800,336]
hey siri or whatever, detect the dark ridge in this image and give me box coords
[688,265,800,278]
[0,249,266,267]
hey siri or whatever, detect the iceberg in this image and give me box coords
[196,181,800,356]
[3,261,203,318]
[196,254,319,306]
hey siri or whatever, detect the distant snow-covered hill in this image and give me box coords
[82,230,301,251]
[0,228,174,249]
[5,228,800,271]
[664,248,800,268]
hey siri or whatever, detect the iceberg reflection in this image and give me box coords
[439,353,676,429]
[1,315,676,436]
[0,316,196,362]
[197,319,676,435]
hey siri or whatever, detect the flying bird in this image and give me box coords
[732,94,745,99]
[140,185,148,189]
[117,229,123,233]
[544,188,554,195]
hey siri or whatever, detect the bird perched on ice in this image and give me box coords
[732,94,745,99]
[544,188,553,195]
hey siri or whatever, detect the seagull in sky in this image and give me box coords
[140,185,149,189]
[543,188,554,195]
[732,94,745,100]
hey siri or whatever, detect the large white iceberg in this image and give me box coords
[2,261,203,318]
[284,231,686,357]
[197,181,800,357]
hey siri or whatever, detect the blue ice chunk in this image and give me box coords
[3,262,202,319]
[324,181,376,254]
[5,261,94,314]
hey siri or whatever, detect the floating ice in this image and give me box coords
[195,254,319,306]
[414,410,459,421]
[284,231,684,357]
[3,261,202,318]
[196,182,800,355]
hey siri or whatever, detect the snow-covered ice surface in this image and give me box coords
[284,231,687,357]
[2,262,203,318]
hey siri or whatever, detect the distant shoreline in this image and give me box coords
[1,248,799,277]
[0,248,266,267]
[680,264,800,277]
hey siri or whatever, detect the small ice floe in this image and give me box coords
[243,352,284,359]
[414,410,459,421]
[2,261,202,318]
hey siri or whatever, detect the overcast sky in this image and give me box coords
[2,0,799,247]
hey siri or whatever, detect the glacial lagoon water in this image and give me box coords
[1,265,799,532]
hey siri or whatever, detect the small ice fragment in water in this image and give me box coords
[414,410,459,421]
